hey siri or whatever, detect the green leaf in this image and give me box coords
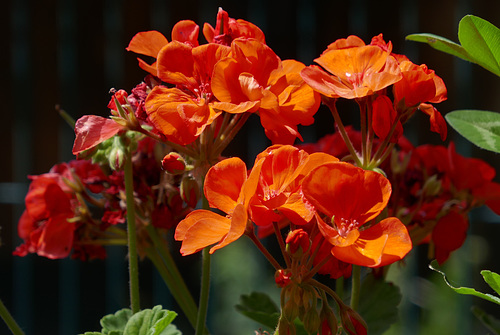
[445,110,500,153]
[357,273,402,335]
[123,306,179,335]
[429,260,500,305]
[100,309,133,334]
[459,15,500,77]
[406,33,473,63]
[481,270,500,295]
[472,305,500,335]
[235,292,280,330]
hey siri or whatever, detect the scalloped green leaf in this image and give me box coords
[358,273,401,335]
[481,270,500,296]
[100,308,133,334]
[430,260,500,305]
[459,15,500,77]
[123,306,179,335]
[445,110,500,153]
[235,292,280,330]
[405,33,472,62]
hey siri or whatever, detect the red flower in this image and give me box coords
[432,210,469,264]
[72,115,124,155]
[203,7,265,46]
[303,162,412,267]
[13,176,75,259]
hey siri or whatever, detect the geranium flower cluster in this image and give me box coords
[14,135,192,261]
[12,7,500,335]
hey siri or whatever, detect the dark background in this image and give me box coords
[2,0,500,334]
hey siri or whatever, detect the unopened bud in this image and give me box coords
[422,174,442,197]
[302,308,321,334]
[340,305,367,335]
[180,175,200,208]
[162,152,186,175]
[285,229,310,259]
[275,269,292,288]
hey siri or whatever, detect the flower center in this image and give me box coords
[331,216,360,238]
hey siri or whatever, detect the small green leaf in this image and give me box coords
[472,306,500,334]
[405,33,472,62]
[123,306,174,335]
[481,270,500,296]
[430,260,500,305]
[235,292,280,330]
[459,15,500,77]
[357,273,402,335]
[445,110,500,153]
[100,308,133,334]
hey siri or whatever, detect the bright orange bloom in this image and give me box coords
[302,162,412,267]
[126,20,200,76]
[211,38,320,144]
[249,145,338,234]
[174,157,263,255]
[145,42,230,145]
[300,35,402,99]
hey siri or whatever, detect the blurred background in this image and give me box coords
[2,0,500,334]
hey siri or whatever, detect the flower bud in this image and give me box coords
[339,305,367,335]
[275,269,292,288]
[302,308,321,334]
[162,152,186,175]
[285,229,310,259]
[180,175,200,208]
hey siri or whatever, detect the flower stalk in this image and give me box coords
[124,147,141,314]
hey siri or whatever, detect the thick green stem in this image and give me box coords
[145,226,198,328]
[195,247,211,335]
[195,194,211,335]
[350,265,361,311]
[124,151,140,314]
[0,298,24,335]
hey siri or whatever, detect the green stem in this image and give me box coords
[336,276,344,302]
[124,150,140,314]
[350,265,361,311]
[323,97,362,166]
[145,226,199,328]
[0,298,24,335]
[195,193,211,335]
[195,247,211,335]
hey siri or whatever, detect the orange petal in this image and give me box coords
[332,233,388,267]
[303,162,391,224]
[204,157,247,214]
[126,31,168,58]
[175,210,231,255]
[171,20,199,46]
[209,203,248,253]
[156,41,197,87]
[145,87,200,145]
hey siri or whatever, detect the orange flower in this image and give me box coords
[174,157,262,255]
[249,145,338,234]
[145,42,230,145]
[126,20,200,76]
[301,35,402,99]
[302,162,412,267]
[211,38,320,144]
